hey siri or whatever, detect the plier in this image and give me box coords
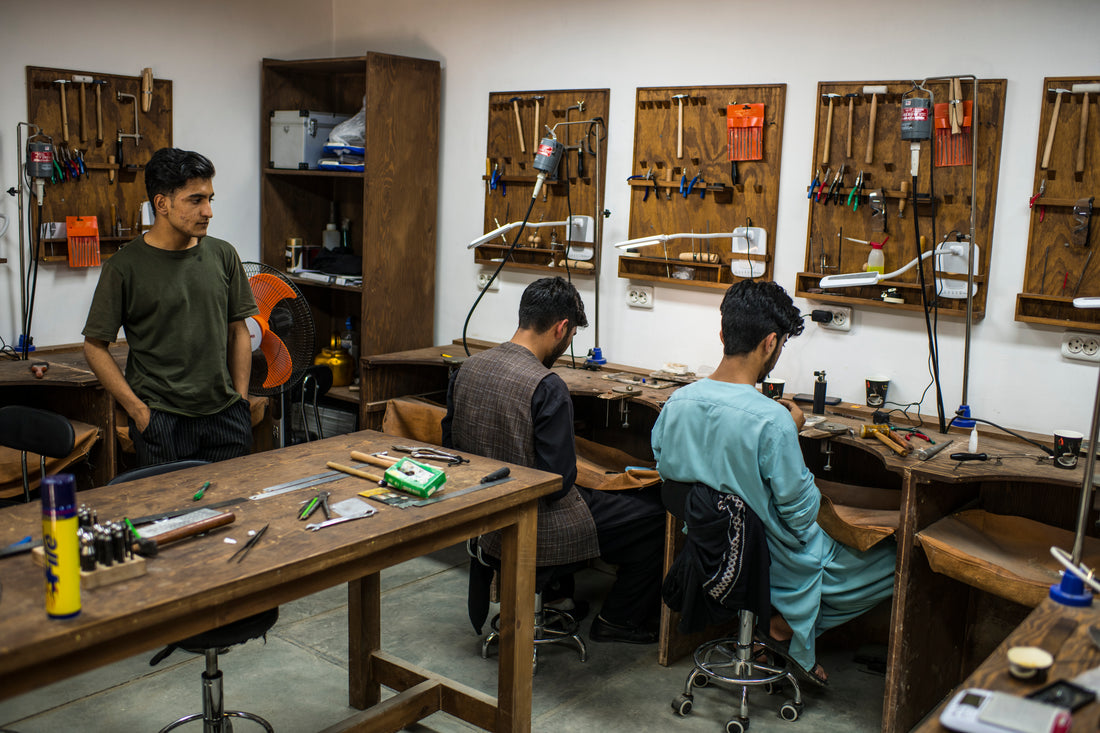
[815,168,831,203]
[627,168,656,202]
[298,490,331,521]
[1029,178,1047,223]
[392,444,469,466]
[847,169,864,211]
[825,165,846,205]
[680,172,702,199]
[489,165,505,197]
[808,168,823,199]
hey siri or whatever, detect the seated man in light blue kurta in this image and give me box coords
[652,280,895,685]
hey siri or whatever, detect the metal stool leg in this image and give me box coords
[158,649,274,733]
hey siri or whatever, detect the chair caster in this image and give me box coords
[672,694,693,716]
[726,717,749,733]
[779,700,802,721]
[691,671,710,688]
[763,681,777,695]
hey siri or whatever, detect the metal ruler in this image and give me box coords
[405,477,513,507]
[249,470,345,500]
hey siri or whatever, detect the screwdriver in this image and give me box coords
[950,452,1038,462]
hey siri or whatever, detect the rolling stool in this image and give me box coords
[663,480,803,733]
[150,608,279,733]
[468,539,587,673]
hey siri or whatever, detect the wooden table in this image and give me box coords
[0,346,126,487]
[360,343,1090,732]
[0,430,557,732]
[913,598,1100,732]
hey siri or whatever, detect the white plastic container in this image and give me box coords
[866,242,885,274]
[269,110,349,170]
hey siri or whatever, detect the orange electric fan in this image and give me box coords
[242,262,315,396]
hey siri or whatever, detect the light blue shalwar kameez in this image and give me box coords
[652,379,896,672]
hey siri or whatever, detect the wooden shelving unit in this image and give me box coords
[260,53,440,363]
[1015,75,1100,332]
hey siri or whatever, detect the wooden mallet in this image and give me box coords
[672,94,689,159]
[821,93,840,165]
[509,96,526,154]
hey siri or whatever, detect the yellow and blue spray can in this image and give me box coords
[42,473,81,618]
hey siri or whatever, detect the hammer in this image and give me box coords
[672,94,689,159]
[54,80,71,142]
[863,86,887,165]
[821,93,840,165]
[858,424,910,456]
[92,79,108,145]
[509,96,526,154]
[1073,83,1100,173]
[844,92,859,159]
[531,95,545,151]
[1042,88,1071,170]
[73,75,92,143]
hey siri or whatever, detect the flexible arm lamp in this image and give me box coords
[613,231,745,251]
[818,243,968,289]
[466,215,594,250]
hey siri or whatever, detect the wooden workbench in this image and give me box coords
[360,343,1089,732]
[0,429,557,732]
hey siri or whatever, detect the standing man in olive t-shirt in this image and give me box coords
[82,148,259,466]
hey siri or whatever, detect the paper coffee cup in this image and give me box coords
[1053,429,1084,469]
[762,378,785,399]
[865,376,890,407]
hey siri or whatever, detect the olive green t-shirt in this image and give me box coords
[82,235,259,416]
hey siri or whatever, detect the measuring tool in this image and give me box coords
[137,508,226,539]
[249,471,344,500]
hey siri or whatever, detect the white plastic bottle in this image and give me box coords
[866,242,885,274]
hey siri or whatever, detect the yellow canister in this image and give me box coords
[314,335,353,387]
[41,474,81,619]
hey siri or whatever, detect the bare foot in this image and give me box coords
[769,613,794,642]
[812,663,828,683]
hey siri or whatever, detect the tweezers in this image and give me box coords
[227,524,269,563]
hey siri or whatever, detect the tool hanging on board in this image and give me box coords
[727,103,765,162]
[1029,179,1047,223]
[1073,197,1094,248]
[672,94,689,159]
[91,80,107,144]
[531,95,545,151]
[1042,88,1071,170]
[847,169,864,211]
[844,93,859,159]
[815,167,831,203]
[66,216,101,268]
[73,75,91,143]
[54,79,71,142]
[934,97,973,167]
[863,86,887,165]
[1073,83,1099,173]
[820,93,839,165]
[141,67,154,113]
[808,168,823,199]
[509,96,526,154]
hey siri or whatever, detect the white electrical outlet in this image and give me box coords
[627,285,654,308]
[1063,332,1100,362]
[476,272,500,292]
[817,306,852,332]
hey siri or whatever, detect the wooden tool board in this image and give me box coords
[26,65,172,263]
[476,89,610,275]
[796,78,1006,319]
[1015,76,1100,330]
[618,84,786,290]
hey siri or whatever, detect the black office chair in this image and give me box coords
[467,540,588,673]
[0,405,75,503]
[110,460,276,733]
[662,480,803,733]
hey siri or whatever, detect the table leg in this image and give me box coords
[495,504,537,732]
[348,573,381,709]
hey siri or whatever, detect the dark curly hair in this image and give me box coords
[518,277,588,333]
[720,280,803,356]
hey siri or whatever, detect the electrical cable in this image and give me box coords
[943,412,1055,455]
[22,195,44,360]
[461,193,538,357]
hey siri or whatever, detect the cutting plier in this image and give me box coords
[627,168,656,202]
[825,165,846,205]
[808,168,823,199]
[392,444,469,466]
[298,490,332,521]
[815,168,831,203]
[680,172,701,199]
[847,169,864,211]
[489,165,505,197]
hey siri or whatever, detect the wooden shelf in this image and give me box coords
[287,275,362,293]
[264,167,365,179]
[1016,292,1100,331]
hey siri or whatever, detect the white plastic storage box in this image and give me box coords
[269,110,349,170]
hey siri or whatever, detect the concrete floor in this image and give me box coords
[0,544,886,732]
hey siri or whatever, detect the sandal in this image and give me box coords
[753,632,829,688]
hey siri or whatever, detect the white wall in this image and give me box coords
[0,0,334,352]
[333,0,1100,437]
[2,0,1098,438]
